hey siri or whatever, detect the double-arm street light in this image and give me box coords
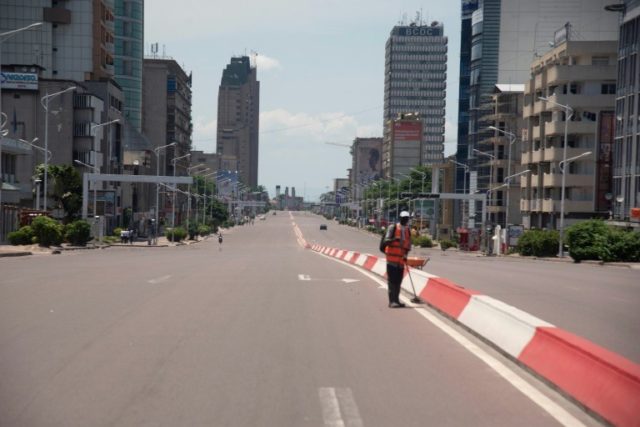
[154,142,177,231]
[169,152,190,242]
[74,159,99,219]
[557,151,592,257]
[473,148,496,223]
[41,86,76,211]
[91,119,120,175]
[449,159,469,227]
[19,138,49,210]
[539,96,575,257]
[0,22,42,226]
[488,126,517,227]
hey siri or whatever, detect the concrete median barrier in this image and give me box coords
[309,243,640,427]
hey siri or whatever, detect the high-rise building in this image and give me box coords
[0,0,116,80]
[606,0,640,222]
[521,40,618,229]
[459,0,619,226]
[114,0,144,131]
[142,58,192,220]
[384,20,447,165]
[216,56,260,188]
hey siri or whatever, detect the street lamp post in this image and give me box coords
[41,86,76,212]
[74,159,100,239]
[449,160,469,228]
[488,126,517,227]
[473,148,496,225]
[0,22,42,233]
[557,151,592,257]
[186,164,208,232]
[169,152,190,242]
[539,96,574,257]
[154,142,176,240]
[18,138,49,209]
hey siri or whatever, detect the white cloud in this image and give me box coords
[255,54,282,71]
[192,116,217,153]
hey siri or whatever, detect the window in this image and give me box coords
[601,83,616,94]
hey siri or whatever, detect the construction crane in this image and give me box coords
[325,142,351,148]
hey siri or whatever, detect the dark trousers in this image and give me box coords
[386,262,404,303]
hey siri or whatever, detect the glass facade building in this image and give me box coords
[114,0,143,131]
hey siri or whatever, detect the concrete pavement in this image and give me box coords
[0,213,598,426]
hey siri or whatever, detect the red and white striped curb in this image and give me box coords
[309,243,640,427]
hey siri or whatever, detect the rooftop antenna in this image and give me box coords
[162,44,166,58]
[151,42,158,58]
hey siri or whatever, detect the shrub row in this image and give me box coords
[566,220,640,262]
[165,227,187,242]
[8,217,92,247]
[516,229,559,257]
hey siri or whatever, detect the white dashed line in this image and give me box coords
[319,387,362,427]
[147,275,171,284]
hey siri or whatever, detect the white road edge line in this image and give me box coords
[314,251,586,427]
[335,387,363,427]
[147,275,171,284]
[319,387,345,427]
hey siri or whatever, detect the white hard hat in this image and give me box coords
[400,211,411,218]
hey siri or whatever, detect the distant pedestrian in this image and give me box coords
[381,211,412,308]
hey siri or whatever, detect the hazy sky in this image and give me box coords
[145,1,461,200]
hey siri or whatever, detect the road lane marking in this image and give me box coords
[319,387,362,427]
[148,275,171,284]
[314,251,586,427]
[341,279,359,284]
[298,274,311,281]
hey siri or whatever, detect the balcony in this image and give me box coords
[524,103,534,118]
[546,65,617,85]
[541,199,558,212]
[520,199,530,211]
[531,150,543,163]
[534,73,544,89]
[545,93,616,110]
[533,100,545,115]
[544,120,597,136]
[521,152,532,164]
[530,199,541,211]
[543,147,591,162]
[532,125,541,140]
[543,173,594,187]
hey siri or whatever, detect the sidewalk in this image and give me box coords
[0,235,211,257]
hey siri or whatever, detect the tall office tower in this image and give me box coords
[216,56,260,188]
[454,1,479,203]
[607,0,640,221]
[461,0,618,215]
[383,19,448,166]
[114,0,143,131]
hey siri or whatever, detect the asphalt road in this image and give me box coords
[300,212,640,363]
[0,213,600,426]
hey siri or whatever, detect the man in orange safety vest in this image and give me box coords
[382,211,412,308]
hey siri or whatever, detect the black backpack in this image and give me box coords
[379,224,396,253]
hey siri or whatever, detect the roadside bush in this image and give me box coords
[565,220,610,262]
[607,229,640,262]
[113,227,123,237]
[165,227,187,242]
[198,225,211,236]
[439,239,457,251]
[64,220,92,246]
[412,235,433,248]
[516,229,559,257]
[7,225,34,245]
[30,216,64,247]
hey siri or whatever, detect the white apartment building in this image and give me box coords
[521,40,618,229]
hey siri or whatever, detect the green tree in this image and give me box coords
[35,164,83,222]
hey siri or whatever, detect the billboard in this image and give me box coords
[393,121,422,142]
[0,72,38,90]
[355,139,382,184]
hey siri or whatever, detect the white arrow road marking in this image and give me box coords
[319,387,363,427]
[148,275,171,284]
[298,274,311,281]
[341,279,359,284]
